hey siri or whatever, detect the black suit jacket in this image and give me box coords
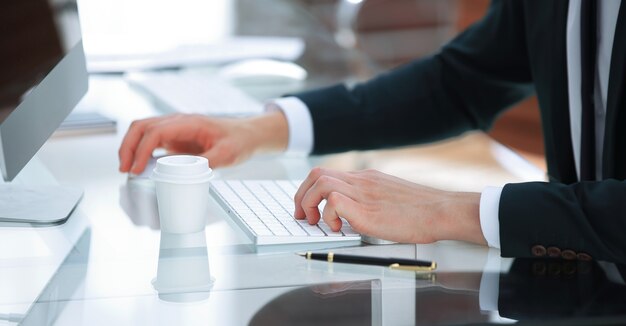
[293,1,626,263]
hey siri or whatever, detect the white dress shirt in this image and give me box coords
[266,0,622,248]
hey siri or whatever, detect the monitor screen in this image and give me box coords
[0,0,88,181]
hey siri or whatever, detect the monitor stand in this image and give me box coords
[0,184,82,225]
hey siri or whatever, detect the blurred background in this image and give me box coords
[39,0,544,171]
[293,0,543,169]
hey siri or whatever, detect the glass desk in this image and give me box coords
[3,0,626,325]
[6,76,624,324]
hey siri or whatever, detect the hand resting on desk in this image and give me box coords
[118,111,289,174]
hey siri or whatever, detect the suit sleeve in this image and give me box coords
[293,0,534,155]
[499,181,626,263]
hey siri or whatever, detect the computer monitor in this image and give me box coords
[0,0,88,224]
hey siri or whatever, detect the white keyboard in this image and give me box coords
[210,180,361,246]
[125,71,264,116]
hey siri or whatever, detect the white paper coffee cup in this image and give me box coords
[151,155,213,234]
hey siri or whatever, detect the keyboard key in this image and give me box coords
[276,180,299,197]
[247,222,272,236]
[283,220,308,236]
[318,222,344,237]
[296,219,325,236]
[340,224,359,236]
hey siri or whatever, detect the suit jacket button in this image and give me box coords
[547,246,561,257]
[531,245,547,257]
[577,252,592,261]
[561,249,576,260]
[532,261,546,275]
[563,261,576,275]
[548,262,562,276]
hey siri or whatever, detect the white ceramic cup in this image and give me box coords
[151,155,213,234]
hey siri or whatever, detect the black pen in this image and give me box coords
[298,251,437,272]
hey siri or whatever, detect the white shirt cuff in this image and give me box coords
[265,97,314,156]
[480,186,503,249]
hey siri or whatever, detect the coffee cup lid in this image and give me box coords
[150,155,213,184]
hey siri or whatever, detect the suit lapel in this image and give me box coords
[603,1,626,180]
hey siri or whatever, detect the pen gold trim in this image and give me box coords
[389,262,437,272]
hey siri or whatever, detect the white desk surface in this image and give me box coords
[0,75,545,325]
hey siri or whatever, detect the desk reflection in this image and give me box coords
[498,259,626,323]
[13,228,91,326]
[153,231,214,303]
[250,279,383,326]
[248,258,626,325]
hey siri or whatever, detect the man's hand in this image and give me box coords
[118,111,289,174]
[294,168,487,245]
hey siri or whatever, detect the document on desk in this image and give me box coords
[86,36,305,73]
[54,111,117,137]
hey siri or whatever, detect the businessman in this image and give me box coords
[119,1,626,263]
